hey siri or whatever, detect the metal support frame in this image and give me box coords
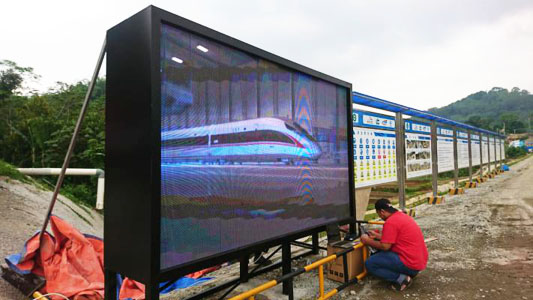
[467,131,473,182]
[240,255,250,283]
[452,127,459,188]
[39,39,106,241]
[395,112,406,210]
[430,121,438,197]
[282,242,293,299]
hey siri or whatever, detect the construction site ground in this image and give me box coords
[172,156,533,300]
[1,156,532,299]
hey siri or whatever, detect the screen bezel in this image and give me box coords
[149,6,355,281]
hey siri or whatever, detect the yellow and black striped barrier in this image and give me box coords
[427,195,444,204]
[449,188,464,195]
[465,182,477,188]
[403,208,416,217]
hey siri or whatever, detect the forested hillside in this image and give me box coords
[0,60,105,206]
[2,59,532,206]
[428,87,533,133]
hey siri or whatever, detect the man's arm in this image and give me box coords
[360,234,392,251]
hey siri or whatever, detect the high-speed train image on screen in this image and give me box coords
[161,118,322,164]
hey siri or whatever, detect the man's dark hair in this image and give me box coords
[374,198,398,213]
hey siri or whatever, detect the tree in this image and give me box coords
[0,60,39,100]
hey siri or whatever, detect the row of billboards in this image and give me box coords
[353,110,505,188]
[105,7,507,296]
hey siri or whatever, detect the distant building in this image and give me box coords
[510,140,525,148]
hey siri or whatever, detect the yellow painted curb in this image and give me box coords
[427,196,445,204]
[449,188,464,195]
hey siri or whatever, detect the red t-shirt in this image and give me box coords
[380,211,428,270]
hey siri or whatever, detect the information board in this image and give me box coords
[353,111,397,188]
[482,136,489,164]
[353,127,397,187]
[437,127,454,172]
[405,121,432,178]
[457,131,470,169]
[471,134,481,166]
[490,137,496,163]
[500,140,505,160]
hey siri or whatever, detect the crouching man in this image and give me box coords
[361,199,428,291]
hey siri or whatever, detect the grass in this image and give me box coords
[0,159,28,183]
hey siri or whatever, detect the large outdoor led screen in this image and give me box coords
[159,24,351,270]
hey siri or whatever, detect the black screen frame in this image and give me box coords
[106,5,355,285]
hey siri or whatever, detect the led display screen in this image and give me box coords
[159,24,350,270]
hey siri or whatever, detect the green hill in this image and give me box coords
[428,87,533,134]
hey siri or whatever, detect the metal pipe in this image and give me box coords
[319,265,324,298]
[18,168,105,210]
[228,280,277,300]
[38,38,106,239]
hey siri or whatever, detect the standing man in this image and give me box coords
[361,199,428,291]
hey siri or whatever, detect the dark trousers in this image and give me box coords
[365,251,419,284]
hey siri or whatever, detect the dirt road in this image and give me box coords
[345,156,533,300]
[2,156,531,299]
[171,156,533,300]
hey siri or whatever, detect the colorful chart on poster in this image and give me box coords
[353,111,396,188]
[353,127,397,188]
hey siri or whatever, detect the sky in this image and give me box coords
[1,0,533,110]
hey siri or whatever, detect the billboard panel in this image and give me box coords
[353,111,397,188]
[437,127,454,172]
[457,131,469,169]
[489,137,496,163]
[405,121,432,178]
[160,23,351,270]
[501,139,506,160]
[482,136,489,165]
[471,134,481,166]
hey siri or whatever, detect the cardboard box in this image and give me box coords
[326,240,365,283]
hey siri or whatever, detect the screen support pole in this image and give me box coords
[312,232,319,255]
[430,121,438,197]
[468,130,473,182]
[452,127,459,188]
[39,38,106,241]
[240,254,250,283]
[282,242,294,299]
[395,112,406,210]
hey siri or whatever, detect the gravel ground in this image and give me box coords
[1,157,532,299]
[169,156,533,300]
[0,177,103,299]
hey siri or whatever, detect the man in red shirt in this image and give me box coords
[361,199,428,291]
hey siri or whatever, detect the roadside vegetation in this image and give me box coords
[0,60,104,206]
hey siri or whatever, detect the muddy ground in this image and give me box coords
[169,156,533,300]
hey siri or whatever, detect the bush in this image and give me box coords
[506,146,527,159]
